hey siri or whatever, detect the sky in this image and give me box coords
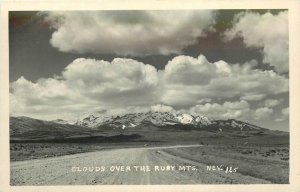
[9,10,289,131]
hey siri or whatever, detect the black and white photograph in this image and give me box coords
[5,7,293,186]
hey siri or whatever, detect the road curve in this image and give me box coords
[11,145,271,185]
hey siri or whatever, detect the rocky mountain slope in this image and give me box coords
[10,111,287,142]
[10,116,93,140]
[74,111,211,129]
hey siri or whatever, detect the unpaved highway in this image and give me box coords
[11,145,271,185]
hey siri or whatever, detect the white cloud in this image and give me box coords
[254,107,274,120]
[62,58,159,106]
[86,104,176,117]
[188,101,277,122]
[188,100,251,120]
[224,11,288,73]
[282,107,289,116]
[276,107,289,122]
[161,55,288,106]
[9,76,103,120]
[10,58,159,120]
[240,94,266,101]
[264,99,282,107]
[10,76,78,107]
[163,55,219,85]
[151,104,175,113]
[104,106,150,116]
[42,10,216,56]
[10,55,289,121]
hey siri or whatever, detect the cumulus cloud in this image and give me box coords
[188,100,251,120]
[10,76,79,108]
[42,10,216,56]
[151,104,175,113]
[282,107,289,116]
[9,77,91,120]
[103,106,150,116]
[188,101,276,122]
[264,99,282,107]
[253,107,274,120]
[276,107,289,122]
[163,55,218,85]
[76,104,176,118]
[10,54,289,121]
[10,58,159,120]
[224,11,288,73]
[161,55,288,106]
[62,58,159,105]
[240,94,266,101]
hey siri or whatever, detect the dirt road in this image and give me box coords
[11,145,271,185]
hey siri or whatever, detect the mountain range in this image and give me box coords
[10,111,288,144]
[74,111,211,128]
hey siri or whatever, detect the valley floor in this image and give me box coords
[10,144,288,185]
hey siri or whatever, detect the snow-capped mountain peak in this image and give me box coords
[74,111,212,129]
[176,114,193,124]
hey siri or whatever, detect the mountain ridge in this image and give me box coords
[10,111,288,142]
[74,111,212,129]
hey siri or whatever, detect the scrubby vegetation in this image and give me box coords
[10,142,161,161]
[164,144,289,184]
